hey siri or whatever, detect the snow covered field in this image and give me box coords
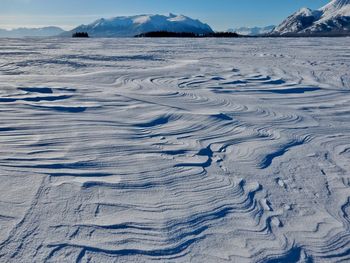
[0,37,350,262]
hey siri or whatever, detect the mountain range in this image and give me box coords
[64,13,214,37]
[228,26,275,36]
[0,26,65,38]
[271,0,350,35]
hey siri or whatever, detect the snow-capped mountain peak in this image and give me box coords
[297,7,321,17]
[272,0,350,35]
[0,26,65,38]
[133,15,152,25]
[322,0,350,10]
[321,0,350,18]
[271,8,321,35]
[68,14,213,37]
[227,25,275,36]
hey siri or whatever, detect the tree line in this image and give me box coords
[135,31,241,38]
[72,32,89,38]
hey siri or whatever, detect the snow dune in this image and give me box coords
[0,38,350,262]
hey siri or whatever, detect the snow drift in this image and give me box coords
[0,37,350,262]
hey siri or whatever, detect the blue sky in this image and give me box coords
[1,0,330,30]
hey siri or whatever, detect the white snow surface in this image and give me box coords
[0,37,350,262]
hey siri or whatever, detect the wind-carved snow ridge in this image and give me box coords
[0,38,350,262]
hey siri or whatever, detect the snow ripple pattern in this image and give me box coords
[0,38,350,262]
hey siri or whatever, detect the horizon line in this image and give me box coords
[0,13,278,31]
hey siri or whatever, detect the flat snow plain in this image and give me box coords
[0,37,350,262]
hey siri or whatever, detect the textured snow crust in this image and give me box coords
[0,38,350,262]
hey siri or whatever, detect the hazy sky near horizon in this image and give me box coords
[1,0,330,30]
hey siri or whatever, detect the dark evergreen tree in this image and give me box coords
[72,32,89,38]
